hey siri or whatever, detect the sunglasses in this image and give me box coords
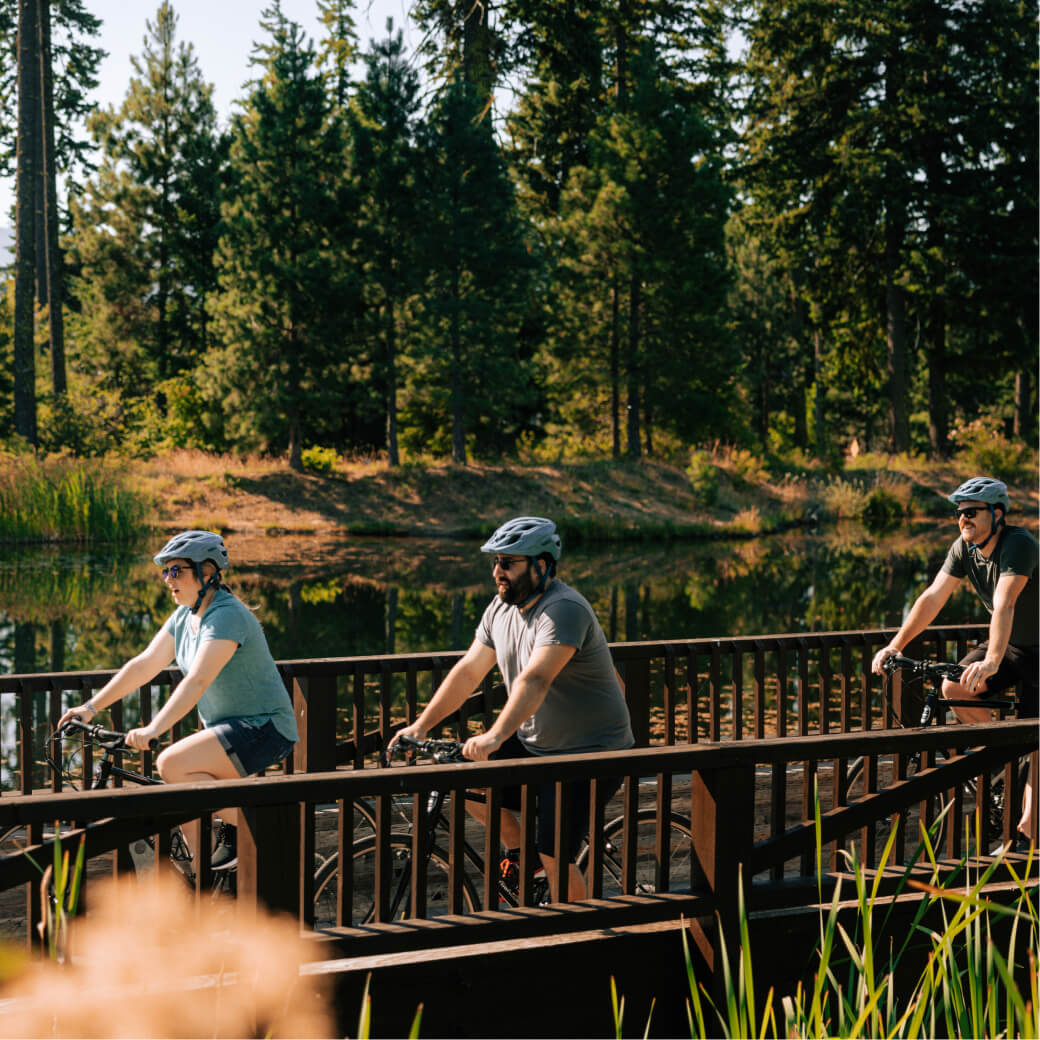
[160,563,195,580]
[491,556,528,571]
[955,507,985,520]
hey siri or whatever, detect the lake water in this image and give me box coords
[1,522,990,674]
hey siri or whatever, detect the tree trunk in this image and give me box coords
[386,302,399,467]
[812,327,825,459]
[288,413,303,471]
[460,0,494,113]
[625,269,641,459]
[884,50,909,454]
[885,219,909,453]
[39,0,66,397]
[14,0,40,446]
[610,280,620,459]
[450,293,466,464]
[1014,369,1029,439]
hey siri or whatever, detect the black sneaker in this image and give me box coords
[211,823,237,870]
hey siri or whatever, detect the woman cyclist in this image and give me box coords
[57,530,299,868]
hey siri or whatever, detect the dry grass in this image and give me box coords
[0,874,334,1038]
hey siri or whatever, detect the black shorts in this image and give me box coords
[491,734,623,863]
[957,642,1039,718]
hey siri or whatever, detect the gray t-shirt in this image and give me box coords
[161,589,299,744]
[476,579,634,755]
[941,524,1039,648]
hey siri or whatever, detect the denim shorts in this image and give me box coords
[210,718,294,777]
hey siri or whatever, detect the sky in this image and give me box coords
[0,0,420,235]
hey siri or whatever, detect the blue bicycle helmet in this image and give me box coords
[154,530,229,613]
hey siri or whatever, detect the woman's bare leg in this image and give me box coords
[157,730,241,855]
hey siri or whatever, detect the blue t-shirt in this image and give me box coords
[161,589,299,744]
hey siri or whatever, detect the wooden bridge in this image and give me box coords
[0,623,1036,1036]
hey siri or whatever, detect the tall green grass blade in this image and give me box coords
[407,1004,424,1040]
[357,973,372,1040]
[681,921,709,1039]
[610,976,624,1039]
[67,835,86,915]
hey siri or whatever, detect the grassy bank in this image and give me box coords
[0,451,151,542]
[137,446,1038,542]
[2,442,1036,544]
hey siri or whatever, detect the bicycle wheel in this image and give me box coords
[312,835,478,929]
[578,809,696,897]
[905,755,949,852]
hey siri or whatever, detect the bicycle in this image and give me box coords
[311,734,696,929]
[845,653,1026,852]
[46,718,236,894]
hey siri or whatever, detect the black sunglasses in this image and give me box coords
[955,507,984,520]
[160,563,195,580]
[491,556,528,571]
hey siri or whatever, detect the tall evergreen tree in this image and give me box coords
[737,0,1038,456]
[13,0,39,446]
[404,78,536,462]
[349,24,423,466]
[208,2,355,469]
[518,2,733,458]
[67,2,224,407]
[0,0,104,185]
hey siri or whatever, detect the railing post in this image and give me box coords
[238,801,302,919]
[688,763,754,994]
[290,672,338,773]
[624,657,652,748]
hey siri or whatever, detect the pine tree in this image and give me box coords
[349,23,424,466]
[736,0,1038,455]
[208,1,355,469]
[67,2,224,408]
[404,78,536,462]
[13,0,39,446]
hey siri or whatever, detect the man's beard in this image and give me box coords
[498,565,536,605]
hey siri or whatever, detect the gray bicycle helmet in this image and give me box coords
[481,517,562,560]
[154,530,230,570]
[948,477,1009,555]
[154,531,229,613]
[947,476,1010,513]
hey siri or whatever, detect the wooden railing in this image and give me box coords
[0,720,1034,956]
[0,624,990,793]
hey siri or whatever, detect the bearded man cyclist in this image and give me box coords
[871,476,1038,844]
[389,516,634,900]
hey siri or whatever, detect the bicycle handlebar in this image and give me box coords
[390,733,467,764]
[56,718,159,752]
[882,653,964,682]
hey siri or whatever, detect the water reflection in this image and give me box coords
[0,522,993,675]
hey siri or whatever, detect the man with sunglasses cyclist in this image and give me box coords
[389,516,634,900]
[871,477,1038,843]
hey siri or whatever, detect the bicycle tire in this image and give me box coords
[577,809,696,897]
[312,834,478,929]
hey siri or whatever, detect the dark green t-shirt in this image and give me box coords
[941,524,1039,648]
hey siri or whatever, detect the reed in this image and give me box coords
[0,450,152,542]
[659,792,1039,1040]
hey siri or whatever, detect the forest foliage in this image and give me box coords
[1,0,1036,471]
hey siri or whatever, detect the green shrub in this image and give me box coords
[301,445,339,475]
[949,416,1037,487]
[686,450,720,506]
[861,486,904,530]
